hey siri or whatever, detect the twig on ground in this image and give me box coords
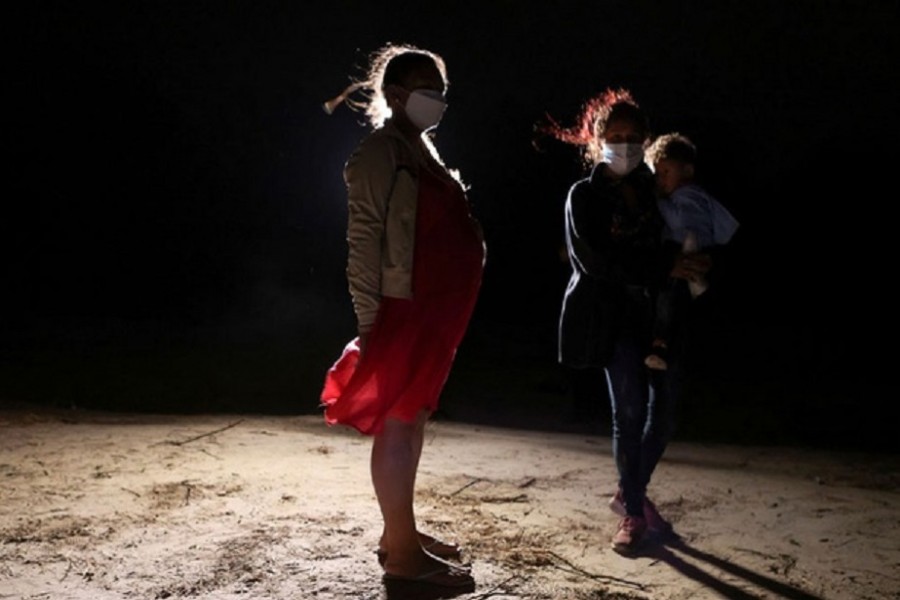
[199,448,222,460]
[467,575,521,599]
[153,419,244,447]
[59,559,72,582]
[480,494,529,504]
[450,477,485,496]
[540,550,646,590]
[120,487,141,498]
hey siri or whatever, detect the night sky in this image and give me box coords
[5,2,899,451]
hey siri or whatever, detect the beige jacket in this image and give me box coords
[344,121,429,334]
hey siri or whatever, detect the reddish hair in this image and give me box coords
[537,87,649,167]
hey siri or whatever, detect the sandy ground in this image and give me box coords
[1,408,898,600]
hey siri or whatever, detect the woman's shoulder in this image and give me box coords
[345,126,406,178]
[352,124,404,157]
[570,164,617,199]
[568,171,595,194]
[565,176,595,206]
[569,175,591,192]
[351,122,428,171]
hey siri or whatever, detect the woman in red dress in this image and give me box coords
[320,44,484,592]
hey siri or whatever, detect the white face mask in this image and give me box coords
[602,142,645,176]
[404,89,446,131]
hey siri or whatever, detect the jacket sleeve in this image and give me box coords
[344,134,397,334]
[565,182,619,282]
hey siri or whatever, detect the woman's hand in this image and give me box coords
[670,252,712,282]
[358,333,369,358]
[672,252,712,297]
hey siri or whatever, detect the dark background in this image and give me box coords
[4,1,898,451]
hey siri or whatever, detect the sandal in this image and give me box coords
[382,564,475,594]
[377,535,463,566]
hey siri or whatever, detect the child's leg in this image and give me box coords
[646,284,674,370]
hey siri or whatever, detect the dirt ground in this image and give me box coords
[1,407,898,600]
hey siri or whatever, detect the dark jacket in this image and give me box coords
[558,162,663,368]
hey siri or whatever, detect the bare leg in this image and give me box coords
[377,414,461,561]
[372,410,463,578]
[377,410,425,552]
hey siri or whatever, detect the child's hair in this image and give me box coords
[324,43,448,129]
[645,132,697,167]
[536,87,650,167]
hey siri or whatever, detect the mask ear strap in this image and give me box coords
[323,82,363,115]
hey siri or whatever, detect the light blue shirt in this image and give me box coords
[658,183,739,248]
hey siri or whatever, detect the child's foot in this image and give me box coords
[688,277,709,298]
[644,340,668,370]
[644,354,668,370]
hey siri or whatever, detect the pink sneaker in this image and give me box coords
[609,490,673,534]
[642,497,673,534]
[611,516,646,554]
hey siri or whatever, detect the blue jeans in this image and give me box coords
[605,286,682,517]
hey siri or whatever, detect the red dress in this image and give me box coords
[320,167,484,435]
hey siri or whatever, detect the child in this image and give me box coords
[644,133,739,370]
